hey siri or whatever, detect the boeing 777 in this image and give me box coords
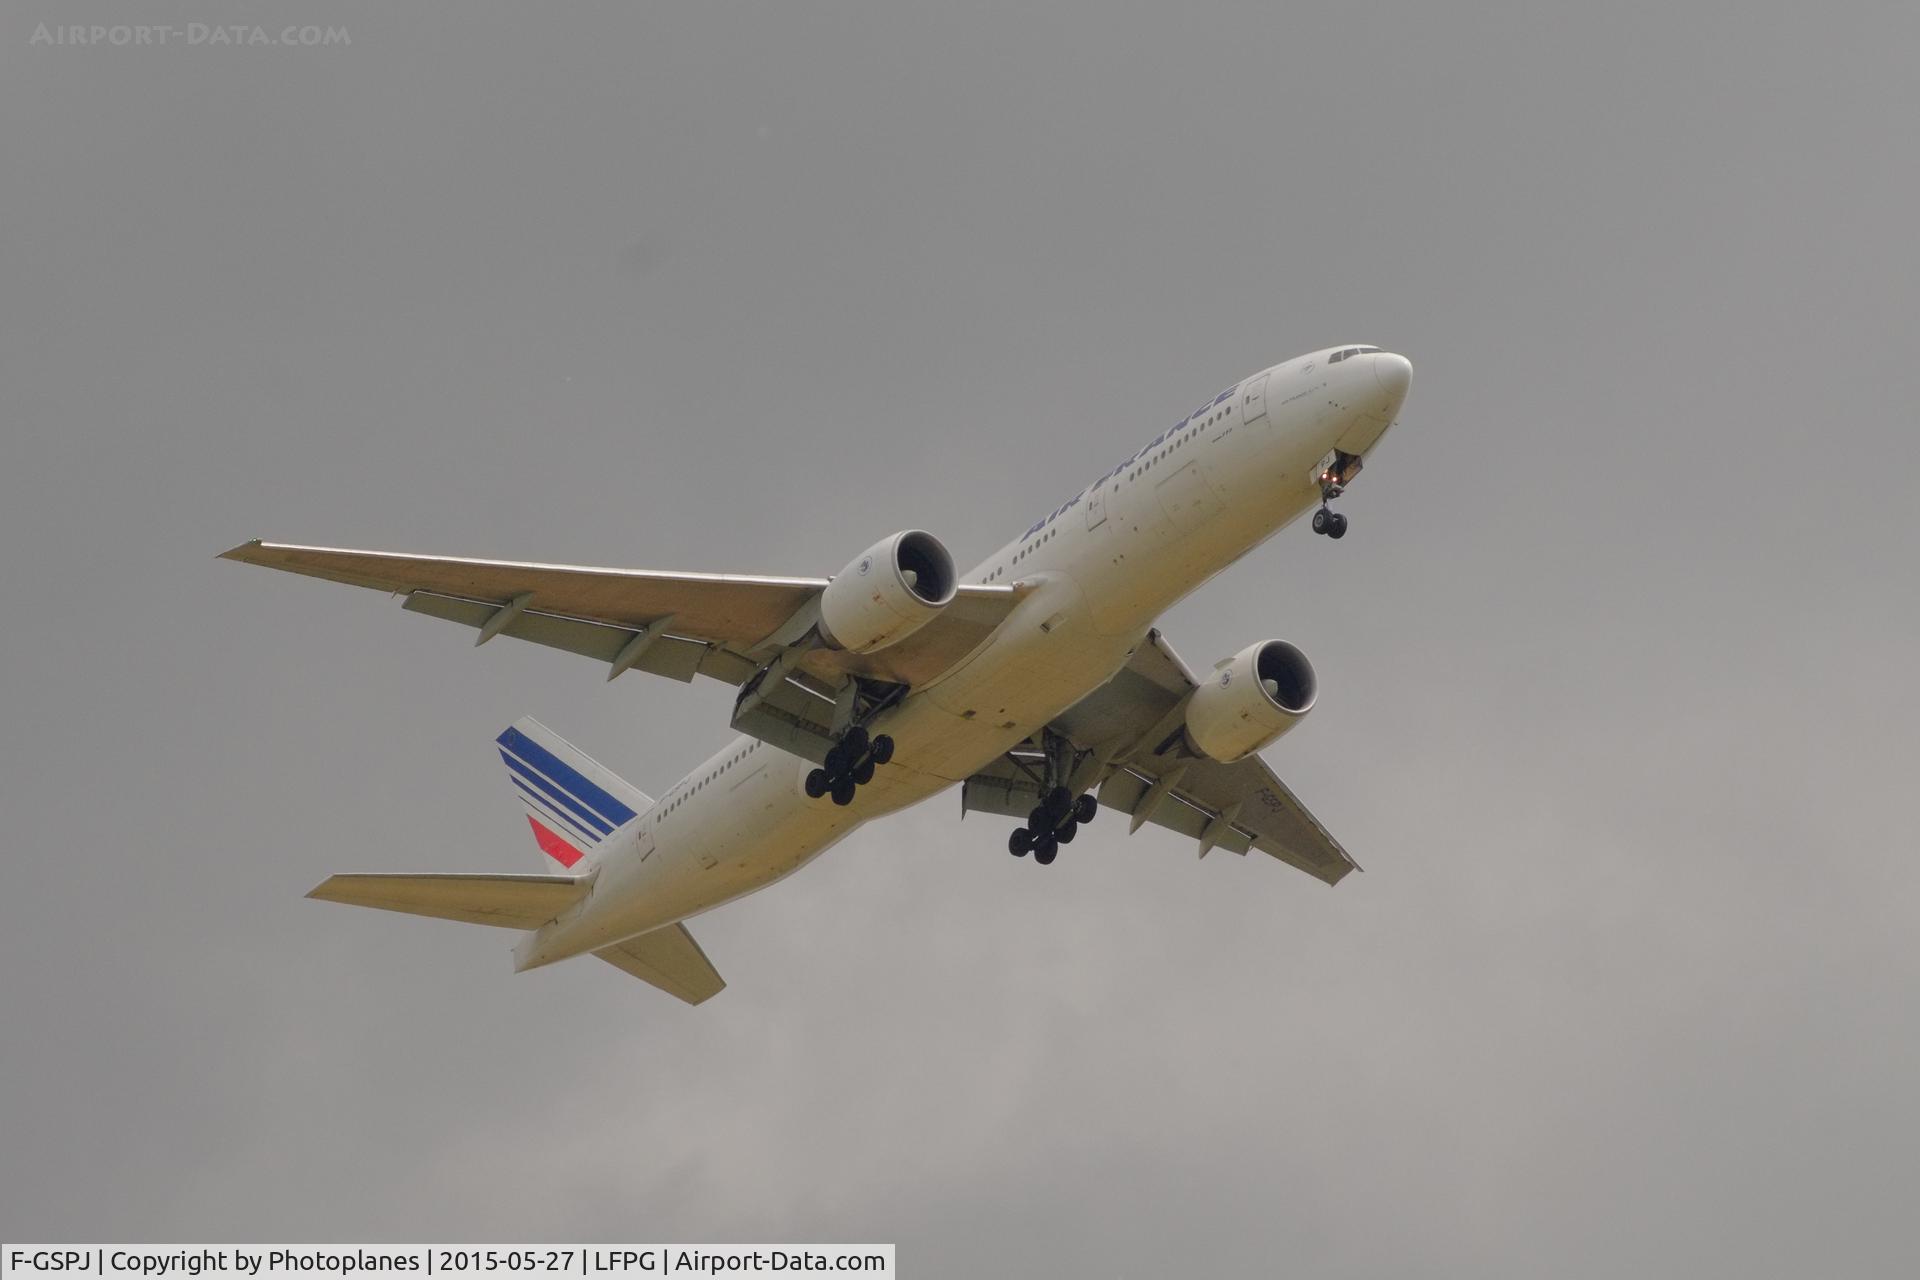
[223,345,1412,1003]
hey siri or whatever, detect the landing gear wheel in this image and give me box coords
[1074,793,1099,824]
[831,779,857,806]
[1055,819,1078,844]
[852,756,876,786]
[1033,833,1059,865]
[825,742,852,775]
[1029,804,1051,834]
[1327,512,1349,539]
[1312,508,1329,535]
[1009,828,1031,856]
[804,768,830,799]
[843,725,870,758]
[1044,785,1074,819]
[869,734,895,764]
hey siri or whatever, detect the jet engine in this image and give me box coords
[818,530,958,654]
[1183,640,1318,762]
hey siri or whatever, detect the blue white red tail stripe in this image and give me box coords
[508,776,604,847]
[498,749,617,836]
[528,817,585,869]
[496,725,638,828]
[493,716,655,870]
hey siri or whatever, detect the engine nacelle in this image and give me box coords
[1184,640,1318,762]
[818,530,958,654]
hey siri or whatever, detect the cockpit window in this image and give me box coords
[1328,345,1382,364]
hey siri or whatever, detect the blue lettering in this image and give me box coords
[1018,383,1238,541]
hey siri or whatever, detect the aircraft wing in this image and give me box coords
[219,540,1019,690]
[963,629,1358,885]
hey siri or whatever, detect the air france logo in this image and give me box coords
[858,557,873,576]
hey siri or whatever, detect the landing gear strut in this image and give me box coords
[1312,449,1361,540]
[805,723,895,807]
[1006,732,1099,865]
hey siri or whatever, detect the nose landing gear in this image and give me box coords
[1312,449,1362,540]
[804,724,896,806]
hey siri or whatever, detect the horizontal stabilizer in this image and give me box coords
[309,872,589,929]
[594,925,726,1005]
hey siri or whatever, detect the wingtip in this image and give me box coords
[306,875,346,901]
[1324,858,1362,886]
[218,538,266,562]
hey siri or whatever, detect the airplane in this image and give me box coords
[222,344,1412,1004]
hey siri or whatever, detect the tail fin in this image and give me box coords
[495,716,654,870]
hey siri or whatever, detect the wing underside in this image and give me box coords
[963,629,1357,885]
[230,544,1352,884]
[220,540,1021,690]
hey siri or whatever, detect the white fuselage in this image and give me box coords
[516,347,1409,970]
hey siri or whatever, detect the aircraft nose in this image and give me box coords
[1371,352,1412,417]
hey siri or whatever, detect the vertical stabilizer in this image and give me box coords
[495,717,653,870]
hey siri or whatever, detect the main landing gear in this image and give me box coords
[804,725,894,807]
[1312,449,1361,540]
[1008,786,1100,866]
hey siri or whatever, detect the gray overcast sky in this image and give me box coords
[4,3,1918,1274]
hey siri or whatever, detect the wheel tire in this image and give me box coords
[1009,828,1031,856]
[1033,835,1059,865]
[852,757,876,786]
[825,743,851,775]
[1029,804,1051,833]
[1328,513,1348,539]
[1044,785,1074,818]
[831,779,857,806]
[1074,793,1099,824]
[1055,819,1077,844]
[804,768,830,799]
[870,734,895,764]
[843,725,869,757]
[1312,509,1329,535]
